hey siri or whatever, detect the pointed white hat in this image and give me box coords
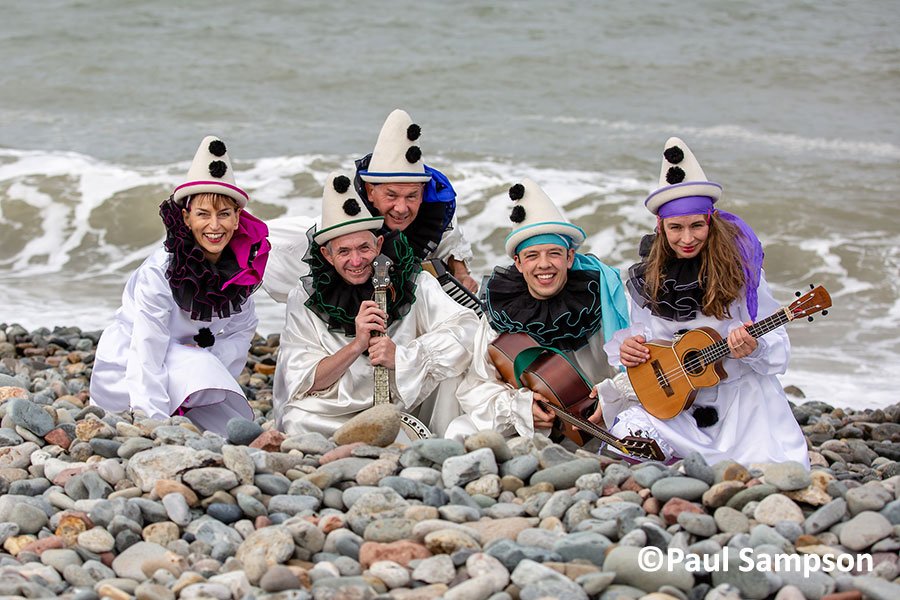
[504,178,586,258]
[314,171,385,245]
[173,136,249,208]
[644,137,722,215]
[358,109,432,183]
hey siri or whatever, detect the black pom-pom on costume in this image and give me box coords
[333,175,351,193]
[508,183,525,201]
[405,146,422,163]
[194,327,216,348]
[664,146,684,164]
[666,166,685,184]
[209,160,228,178]
[343,198,361,216]
[692,406,719,428]
[510,205,526,223]
[208,140,227,157]
[407,124,421,141]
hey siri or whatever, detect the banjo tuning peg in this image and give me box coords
[809,283,814,289]
[807,316,814,322]
[822,310,828,316]
[795,291,802,297]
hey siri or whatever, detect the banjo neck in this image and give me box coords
[371,255,393,406]
[373,286,391,405]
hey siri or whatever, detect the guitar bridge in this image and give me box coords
[651,360,674,397]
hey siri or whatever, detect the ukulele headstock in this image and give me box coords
[788,285,832,322]
[620,436,666,461]
[372,254,393,291]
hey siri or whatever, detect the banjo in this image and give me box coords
[371,254,433,440]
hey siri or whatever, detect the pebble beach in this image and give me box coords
[0,323,898,600]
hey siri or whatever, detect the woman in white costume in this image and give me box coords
[602,137,809,468]
[90,136,270,435]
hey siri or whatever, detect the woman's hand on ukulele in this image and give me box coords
[620,335,650,368]
[531,394,556,430]
[728,322,757,359]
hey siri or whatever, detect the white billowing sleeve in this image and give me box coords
[433,213,474,264]
[604,296,654,368]
[209,297,258,378]
[272,287,332,426]
[735,271,791,376]
[125,267,175,420]
[454,317,536,438]
[393,274,480,411]
[260,216,317,303]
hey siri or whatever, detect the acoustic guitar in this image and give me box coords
[627,285,831,420]
[489,332,665,460]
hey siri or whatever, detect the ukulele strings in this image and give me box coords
[646,294,817,387]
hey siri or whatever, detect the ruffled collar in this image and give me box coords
[628,234,705,322]
[484,266,604,352]
[353,154,456,260]
[159,197,269,321]
[301,229,420,335]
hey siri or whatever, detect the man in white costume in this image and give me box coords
[263,109,476,303]
[445,179,630,441]
[273,171,479,437]
[90,136,270,435]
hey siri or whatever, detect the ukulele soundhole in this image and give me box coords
[682,349,705,376]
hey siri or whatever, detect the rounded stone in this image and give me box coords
[77,527,115,553]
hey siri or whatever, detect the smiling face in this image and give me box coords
[321,230,384,285]
[182,193,241,263]
[514,243,575,300]
[662,214,710,259]
[365,182,424,231]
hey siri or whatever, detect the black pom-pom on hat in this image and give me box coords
[407,124,421,141]
[209,160,228,178]
[194,327,215,348]
[510,205,526,223]
[664,146,684,164]
[343,198,361,216]
[333,175,351,194]
[405,146,422,164]
[208,140,227,157]
[666,166,685,184]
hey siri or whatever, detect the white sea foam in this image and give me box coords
[1,148,897,408]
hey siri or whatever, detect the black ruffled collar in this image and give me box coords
[159,198,258,321]
[301,229,420,335]
[353,154,455,260]
[484,266,604,352]
[628,233,705,322]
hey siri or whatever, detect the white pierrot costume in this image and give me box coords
[446,180,621,440]
[598,137,810,468]
[261,109,473,303]
[90,136,258,434]
[273,172,480,437]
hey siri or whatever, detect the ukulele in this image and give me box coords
[627,285,831,419]
[489,332,665,460]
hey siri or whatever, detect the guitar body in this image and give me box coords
[627,327,728,419]
[489,332,665,460]
[488,332,592,445]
